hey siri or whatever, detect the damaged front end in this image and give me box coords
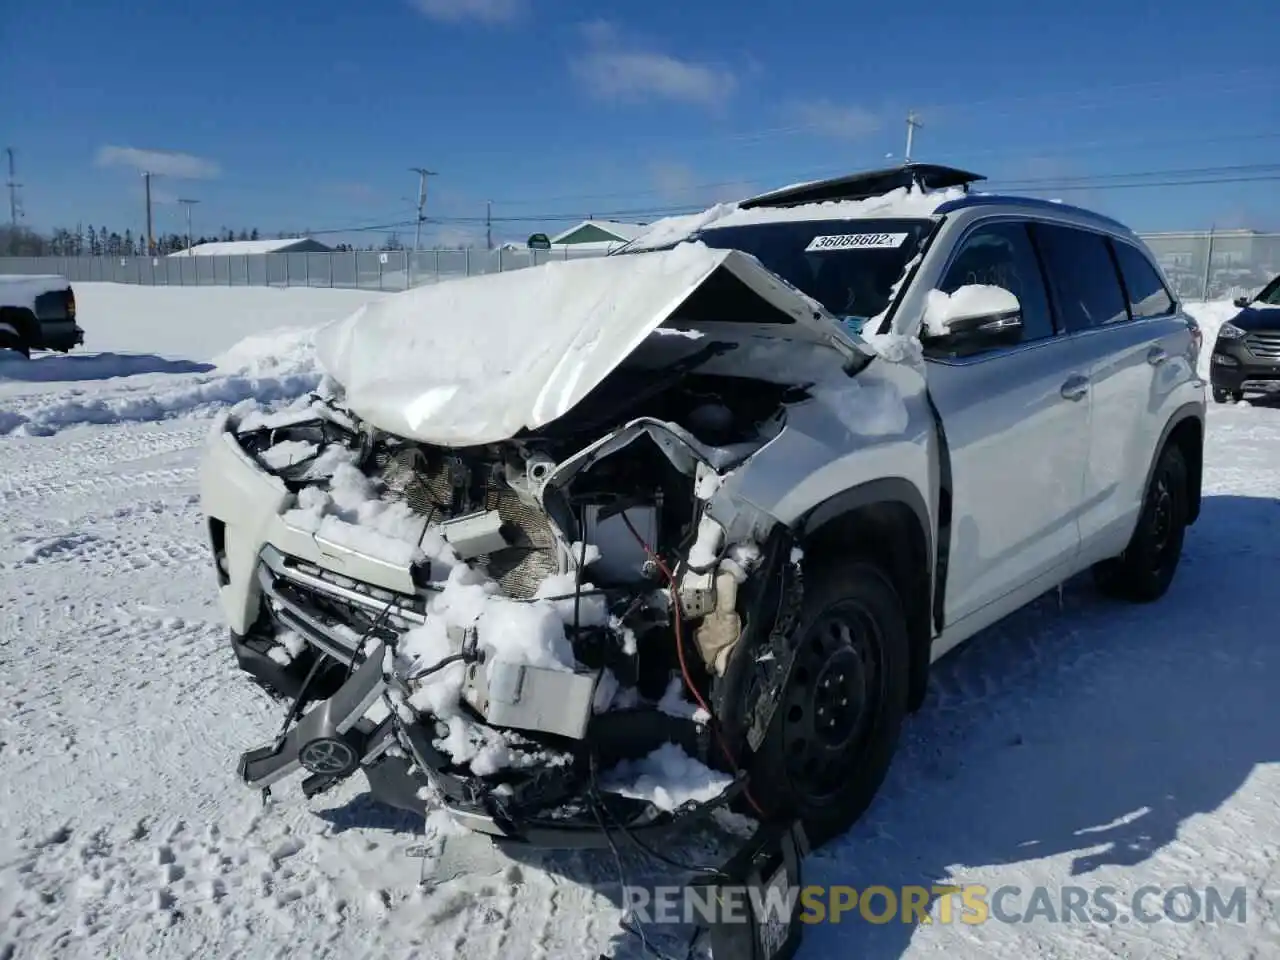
[222,373,814,846]
[205,244,877,846]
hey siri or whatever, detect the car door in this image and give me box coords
[923,219,1093,626]
[1030,224,1189,560]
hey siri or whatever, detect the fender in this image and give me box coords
[796,476,934,563]
[1144,401,1205,525]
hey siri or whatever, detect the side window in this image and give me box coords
[1111,241,1175,319]
[939,221,1055,342]
[1031,224,1129,332]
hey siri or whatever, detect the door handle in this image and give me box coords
[1060,375,1089,402]
[1147,345,1169,366]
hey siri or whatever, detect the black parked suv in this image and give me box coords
[1211,274,1280,402]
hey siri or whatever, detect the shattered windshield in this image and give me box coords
[691,218,935,332]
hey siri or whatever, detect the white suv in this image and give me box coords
[200,164,1205,850]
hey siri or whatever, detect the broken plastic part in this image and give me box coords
[437,510,509,560]
[696,571,742,676]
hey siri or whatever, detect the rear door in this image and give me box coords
[1030,224,1188,559]
[923,219,1093,625]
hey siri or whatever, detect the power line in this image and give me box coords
[487,130,1280,209]
[266,161,1280,241]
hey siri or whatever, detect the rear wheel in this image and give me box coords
[1092,443,1189,603]
[746,559,909,848]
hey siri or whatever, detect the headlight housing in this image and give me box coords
[1217,322,1246,341]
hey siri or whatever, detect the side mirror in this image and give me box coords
[920,285,1024,351]
[1234,296,1250,308]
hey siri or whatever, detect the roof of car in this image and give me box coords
[933,193,1135,236]
[740,162,986,209]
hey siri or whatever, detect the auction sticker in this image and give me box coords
[805,232,908,252]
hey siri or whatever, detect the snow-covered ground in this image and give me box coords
[2,285,1278,959]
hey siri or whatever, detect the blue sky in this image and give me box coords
[4,0,1278,247]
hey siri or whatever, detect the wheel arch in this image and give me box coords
[1150,404,1204,525]
[0,306,38,349]
[794,478,934,711]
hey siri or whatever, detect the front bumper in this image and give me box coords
[230,618,736,847]
[1211,339,1280,393]
[36,321,84,352]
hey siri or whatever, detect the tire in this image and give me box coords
[1212,387,1241,404]
[1092,443,1189,603]
[745,558,909,848]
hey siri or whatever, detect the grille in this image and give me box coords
[377,445,559,599]
[1246,331,1280,360]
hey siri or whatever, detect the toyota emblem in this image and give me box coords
[298,737,358,776]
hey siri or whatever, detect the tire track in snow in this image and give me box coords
[0,465,198,505]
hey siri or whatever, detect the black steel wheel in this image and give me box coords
[747,558,909,848]
[1092,443,1189,603]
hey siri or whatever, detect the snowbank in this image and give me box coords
[1,323,328,436]
[68,282,384,360]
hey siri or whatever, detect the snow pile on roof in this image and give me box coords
[171,237,324,257]
[599,742,734,811]
[626,185,967,252]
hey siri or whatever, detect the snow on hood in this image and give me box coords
[314,242,861,446]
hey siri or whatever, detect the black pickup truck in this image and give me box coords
[0,274,84,357]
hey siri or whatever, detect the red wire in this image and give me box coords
[620,515,767,817]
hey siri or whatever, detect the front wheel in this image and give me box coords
[1092,443,1189,603]
[1212,387,1242,404]
[745,558,909,848]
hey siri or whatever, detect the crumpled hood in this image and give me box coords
[314,242,862,446]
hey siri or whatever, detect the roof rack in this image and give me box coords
[739,162,986,210]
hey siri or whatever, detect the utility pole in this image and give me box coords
[143,171,155,255]
[904,112,923,164]
[177,198,200,254]
[5,147,19,230]
[409,167,437,251]
[486,200,492,251]
[5,147,21,254]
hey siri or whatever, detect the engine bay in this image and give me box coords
[228,359,809,826]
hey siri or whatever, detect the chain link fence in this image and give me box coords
[0,246,611,292]
[2,232,1277,301]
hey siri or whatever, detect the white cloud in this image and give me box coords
[410,0,524,24]
[96,145,221,180]
[789,100,882,140]
[572,21,736,109]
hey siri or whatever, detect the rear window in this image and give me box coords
[1031,224,1129,332]
[1111,241,1175,319]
